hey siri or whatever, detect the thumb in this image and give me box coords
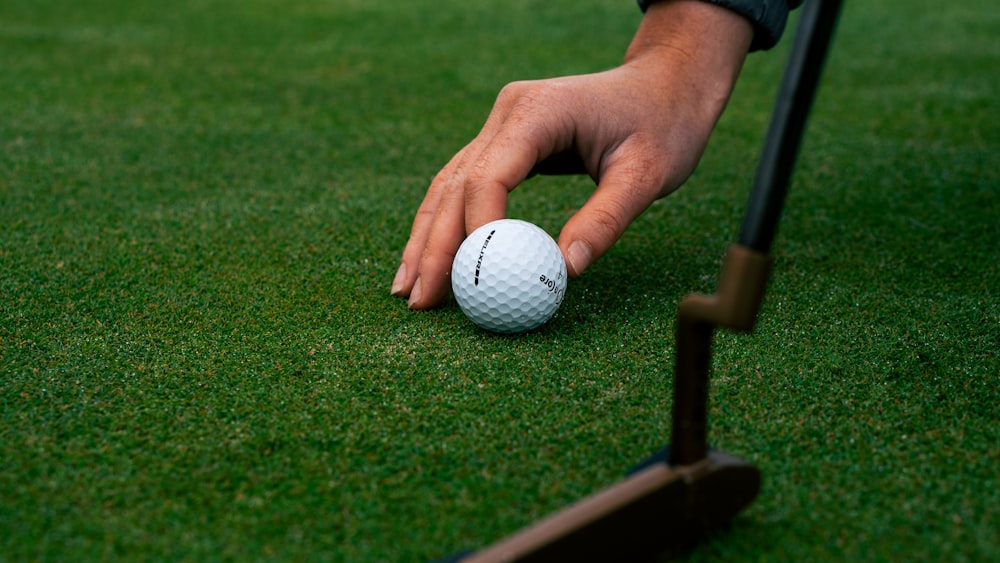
[557,162,666,277]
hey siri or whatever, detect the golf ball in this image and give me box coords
[451,219,567,334]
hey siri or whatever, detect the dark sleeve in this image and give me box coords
[637,0,804,52]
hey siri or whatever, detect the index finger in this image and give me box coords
[463,97,572,232]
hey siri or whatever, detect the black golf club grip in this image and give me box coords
[739,0,844,253]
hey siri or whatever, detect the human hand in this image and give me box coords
[392,1,753,309]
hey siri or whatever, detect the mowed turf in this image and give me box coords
[1,0,997,561]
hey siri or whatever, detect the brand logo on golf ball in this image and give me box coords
[539,274,565,304]
[474,229,496,287]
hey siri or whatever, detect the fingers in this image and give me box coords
[407,179,467,309]
[465,82,571,231]
[393,81,575,309]
[391,148,466,299]
[557,143,673,277]
[392,148,472,310]
[463,129,544,232]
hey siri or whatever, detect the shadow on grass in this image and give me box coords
[550,231,728,339]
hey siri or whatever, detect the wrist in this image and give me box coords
[626,1,753,115]
[638,0,798,51]
[628,1,753,62]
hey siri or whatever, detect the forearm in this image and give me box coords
[625,1,754,131]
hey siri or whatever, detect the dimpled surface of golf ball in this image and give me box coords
[452,219,567,334]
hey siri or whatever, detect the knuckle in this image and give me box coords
[587,204,628,241]
[509,81,564,116]
[496,80,533,104]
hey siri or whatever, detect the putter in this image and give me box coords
[438,1,843,560]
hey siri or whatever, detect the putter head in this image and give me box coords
[437,449,759,563]
[625,447,762,555]
[666,449,761,540]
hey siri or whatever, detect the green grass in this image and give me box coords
[2,0,997,560]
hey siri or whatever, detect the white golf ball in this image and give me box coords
[451,219,567,334]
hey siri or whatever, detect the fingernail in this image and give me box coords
[391,262,407,296]
[567,240,592,277]
[408,277,423,309]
